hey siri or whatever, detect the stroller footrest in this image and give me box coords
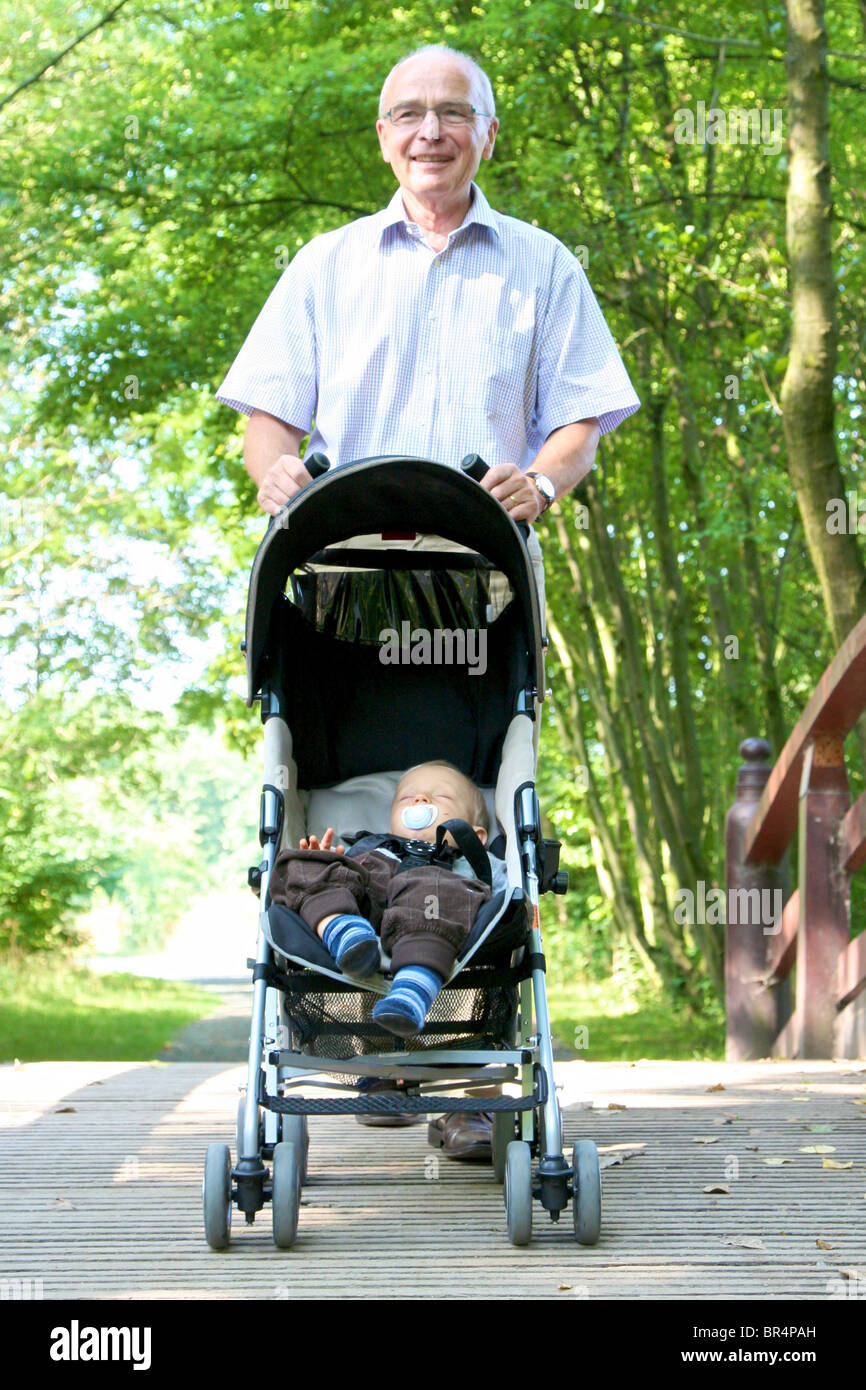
[261,1090,538,1116]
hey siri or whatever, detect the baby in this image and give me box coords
[268,761,501,1037]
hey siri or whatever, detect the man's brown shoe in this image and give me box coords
[427,1111,492,1160]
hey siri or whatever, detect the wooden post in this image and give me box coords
[725,739,788,1060]
[796,735,851,1057]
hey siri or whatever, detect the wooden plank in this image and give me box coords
[745,615,866,863]
[2,1060,865,1299]
[839,791,866,874]
[838,932,866,1011]
[768,889,799,983]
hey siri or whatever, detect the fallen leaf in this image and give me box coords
[706,1083,725,1092]
[853,1099,866,1107]
[693,1136,720,1145]
[840,1267,866,1280]
[748,1127,761,1134]
[558,1283,572,1291]
[762,1156,793,1165]
[704,1183,730,1194]
[598,1147,644,1169]
[721,1236,764,1250]
[806,1124,835,1133]
[49,1198,74,1208]
[816,1238,833,1250]
[799,1145,836,1154]
[54,1107,77,1114]
[823,1159,853,1170]
[607,1102,626,1111]
[746,1145,760,1151]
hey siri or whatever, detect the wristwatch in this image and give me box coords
[526,472,556,514]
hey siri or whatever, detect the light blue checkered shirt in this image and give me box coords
[216,183,640,470]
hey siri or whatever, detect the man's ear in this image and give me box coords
[376,120,392,164]
[474,824,488,846]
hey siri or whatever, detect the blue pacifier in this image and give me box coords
[401,803,439,831]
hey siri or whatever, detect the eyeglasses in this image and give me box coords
[382,102,493,129]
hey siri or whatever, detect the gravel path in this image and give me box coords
[157,980,252,1062]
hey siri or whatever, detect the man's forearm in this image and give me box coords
[243,409,307,488]
[531,419,600,500]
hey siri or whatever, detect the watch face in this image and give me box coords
[530,473,555,503]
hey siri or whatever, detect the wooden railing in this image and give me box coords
[725,615,866,1059]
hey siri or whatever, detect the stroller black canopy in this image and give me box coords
[244,456,545,707]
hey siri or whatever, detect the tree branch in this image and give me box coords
[0,0,135,114]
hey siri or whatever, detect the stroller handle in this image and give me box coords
[459,452,489,482]
[460,452,530,538]
[304,452,331,480]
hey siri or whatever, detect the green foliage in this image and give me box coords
[0,689,163,953]
[1,1,864,1018]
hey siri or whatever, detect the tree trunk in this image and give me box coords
[781,0,866,650]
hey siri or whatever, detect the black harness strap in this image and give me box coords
[434,819,492,888]
[343,821,492,888]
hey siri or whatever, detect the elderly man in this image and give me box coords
[217,44,639,1154]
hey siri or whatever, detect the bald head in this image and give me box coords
[379,45,496,118]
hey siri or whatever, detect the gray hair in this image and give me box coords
[379,45,496,118]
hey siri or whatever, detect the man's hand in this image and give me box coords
[256,453,314,517]
[479,463,544,523]
[243,411,309,516]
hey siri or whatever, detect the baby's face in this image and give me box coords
[390,765,487,845]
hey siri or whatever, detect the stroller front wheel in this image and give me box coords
[572,1139,602,1246]
[203,1143,232,1250]
[491,1110,516,1184]
[280,1113,309,1186]
[271,1141,301,1249]
[504,1141,532,1246]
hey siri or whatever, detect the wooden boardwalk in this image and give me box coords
[1,1058,865,1300]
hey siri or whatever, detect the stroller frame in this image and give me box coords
[203,455,602,1249]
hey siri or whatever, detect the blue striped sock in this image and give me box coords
[321,914,379,978]
[372,966,444,1036]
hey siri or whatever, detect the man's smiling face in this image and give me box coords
[376,54,497,207]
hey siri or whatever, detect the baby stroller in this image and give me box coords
[202,453,602,1248]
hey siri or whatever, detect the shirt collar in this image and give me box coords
[376,181,500,245]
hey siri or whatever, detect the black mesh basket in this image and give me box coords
[278,967,518,1065]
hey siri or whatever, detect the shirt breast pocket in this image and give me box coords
[442,290,536,426]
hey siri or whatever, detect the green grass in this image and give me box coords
[0,956,215,1062]
[547,979,725,1061]
[0,954,724,1065]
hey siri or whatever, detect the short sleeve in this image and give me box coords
[215,246,319,427]
[535,245,640,439]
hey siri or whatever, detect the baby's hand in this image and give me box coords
[299,827,346,854]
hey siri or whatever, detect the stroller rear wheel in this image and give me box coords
[572,1139,601,1246]
[272,1141,301,1249]
[504,1141,532,1246]
[203,1143,232,1251]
